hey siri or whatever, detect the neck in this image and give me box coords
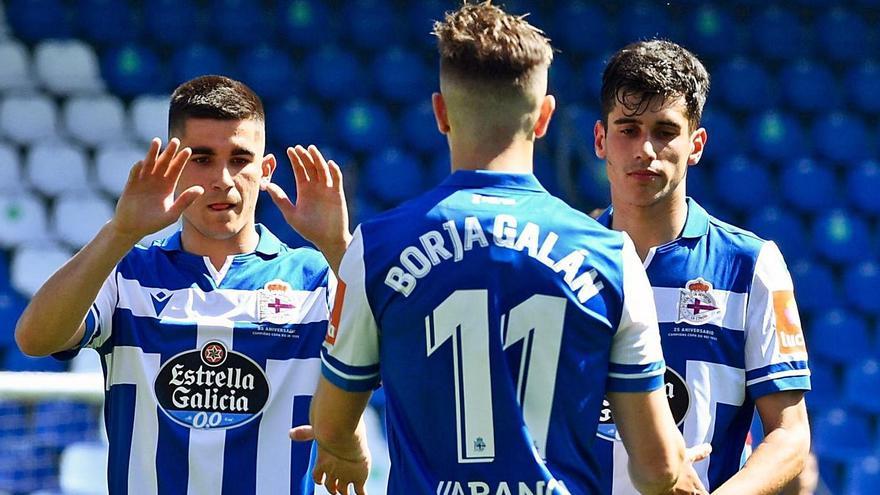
[448,135,534,173]
[610,195,689,261]
[180,222,260,270]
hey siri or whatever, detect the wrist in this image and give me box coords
[103,220,143,248]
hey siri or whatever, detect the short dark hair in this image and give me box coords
[432,1,553,87]
[168,75,264,137]
[600,40,709,130]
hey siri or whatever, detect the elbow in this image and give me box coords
[630,444,686,495]
[14,318,45,357]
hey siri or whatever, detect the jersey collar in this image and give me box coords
[439,170,546,191]
[596,197,710,240]
[157,223,282,255]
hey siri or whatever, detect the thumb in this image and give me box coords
[169,185,204,217]
[289,425,315,442]
[265,182,296,218]
[686,443,712,463]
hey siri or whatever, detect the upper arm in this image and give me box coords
[755,390,810,442]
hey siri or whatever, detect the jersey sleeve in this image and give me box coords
[607,234,666,393]
[53,268,119,360]
[321,226,382,392]
[744,241,811,400]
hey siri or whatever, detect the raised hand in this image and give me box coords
[264,145,351,271]
[110,138,204,243]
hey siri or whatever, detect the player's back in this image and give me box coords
[324,171,660,494]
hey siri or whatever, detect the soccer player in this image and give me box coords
[305,3,688,494]
[15,75,349,494]
[591,40,811,494]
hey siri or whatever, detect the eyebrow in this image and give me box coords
[611,117,682,130]
[189,146,256,158]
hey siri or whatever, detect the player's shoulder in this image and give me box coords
[705,214,768,260]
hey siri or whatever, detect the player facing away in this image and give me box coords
[307,3,688,494]
[591,40,812,495]
[15,75,350,494]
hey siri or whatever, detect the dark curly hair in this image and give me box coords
[168,75,264,138]
[600,40,709,130]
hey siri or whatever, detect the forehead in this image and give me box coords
[608,93,689,124]
[178,118,265,150]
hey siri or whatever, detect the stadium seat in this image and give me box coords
[0,144,22,194]
[713,57,775,111]
[846,160,880,214]
[812,112,870,163]
[808,309,871,364]
[352,193,384,226]
[400,101,446,154]
[5,0,73,43]
[255,200,309,249]
[748,6,807,61]
[844,456,880,495]
[129,95,168,145]
[700,110,741,162]
[788,259,839,314]
[806,359,838,410]
[361,147,425,206]
[0,40,34,91]
[619,2,674,44]
[842,261,880,315]
[550,1,612,56]
[267,97,327,149]
[76,0,140,45]
[429,153,452,187]
[10,243,73,297]
[33,39,104,95]
[34,401,97,447]
[371,47,431,104]
[0,193,50,249]
[547,56,577,105]
[276,0,334,49]
[811,209,872,264]
[344,0,404,51]
[95,144,142,196]
[0,94,59,145]
[685,164,715,207]
[779,159,837,214]
[208,0,271,49]
[712,156,773,212]
[62,94,128,146]
[816,8,868,63]
[170,44,230,87]
[843,359,880,413]
[237,44,299,104]
[747,110,806,162]
[100,43,165,97]
[24,142,91,197]
[811,408,873,462]
[0,285,27,351]
[577,55,610,106]
[303,46,370,101]
[2,347,66,372]
[779,60,840,114]
[845,62,880,115]
[333,101,394,152]
[59,442,108,495]
[51,194,115,248]
[744,206,807,260]
[684,5,738,58]
[404,0,448,50]
[144,0,201,47]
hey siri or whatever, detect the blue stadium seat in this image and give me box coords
[812,408,873,462]
[846,160,880,214]
[208,0,271,48]
[844,360,880,414]
[304,47,370,101]
[816,8,868,63]
[845,62,880,114]
[1,348,66,372]
[0,286,28,351]
[747,111,806,162]
[713,57,775,111]
[712,155,773,212]
[276,0,335,48]
[789,259,839,315]
[806,359,838,410]
[267,98,327,149]
[811,209,872,264]
[744,206,807,260]
[344,0,404,51]
[577,55,610,105]
[371,47,430,104]
[548,56,577,105]
[844,456,880,495]
[33,402,96,448]
[685,163,715,207]
[779,159,837,214]
[237,44,299,104]
[171,44,230,87]
[619,3,674,44]
[812,112,870,163]
[748,6,807,61]
[684,5,738,58]
[6,0,73,42]
[700,110,740,161]
[361,148,425,206]
[145,0,201,46]
[534,149,561,198]
[100,43,166,97]
[842,262,880,315]
[401,101,445,154]
[333,101,394,152]
[780,60,841,114]
[551,2,612,56]
[809,309,871,364]
[352,194,385,225]
[255,200,309,249]
[405,0,448,50]
[577,158,611,208]
[76,0,140,45]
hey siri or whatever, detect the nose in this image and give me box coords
[636,138,657,163]
[211,165,235,191]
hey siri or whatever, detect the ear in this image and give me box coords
[533,94,556,139]
[594,120,607,159]
[432,92,451,134]
[262,153,277,181]
[688,128,708,166]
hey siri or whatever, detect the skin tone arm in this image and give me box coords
[15,139,203,356]
[711,391,810,495]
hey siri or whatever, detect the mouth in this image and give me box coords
[627,169,661,179]
[207,202,236,211]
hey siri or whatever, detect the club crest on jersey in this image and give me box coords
[257,279,296,324]
[154,341,270,430]
[677,278,721,325]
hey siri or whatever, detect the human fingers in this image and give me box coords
[295,145,320,185]
[264,182,296,219]
[328,160,344,192]
[289,425,315,442]
[307,145,331,187]
[164,146,192,180]
[169,185,204,218]
[286,146,309,192]
[152,138,180,176]
[141,138,162,178]
[686,443,712,463]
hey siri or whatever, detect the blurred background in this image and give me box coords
[0,0,878,493]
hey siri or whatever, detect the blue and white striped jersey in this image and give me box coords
[322,171,665,495]
[594,199,811,493]
[56,225,331,495]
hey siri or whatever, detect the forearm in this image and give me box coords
[310,376,372,460]
[317,232,352,275]
[712,424,809,495]
[15,221,137,355]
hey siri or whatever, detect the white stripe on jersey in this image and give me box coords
[745,369,811,387]
[651,287,748,331]
[606,368,665,380]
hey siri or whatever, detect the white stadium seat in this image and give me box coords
[129,94,169,145]
[52,193,115,248]
[0,143,22,193]
[0,40,34,91]
[11,242,72,297]
[0,192,50,248]
[0,93,58,144]
[59,441,109,495]
[24,141,91,196]
[95,143,142,196]
[34,39,104,95]
[62,94,128,146]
